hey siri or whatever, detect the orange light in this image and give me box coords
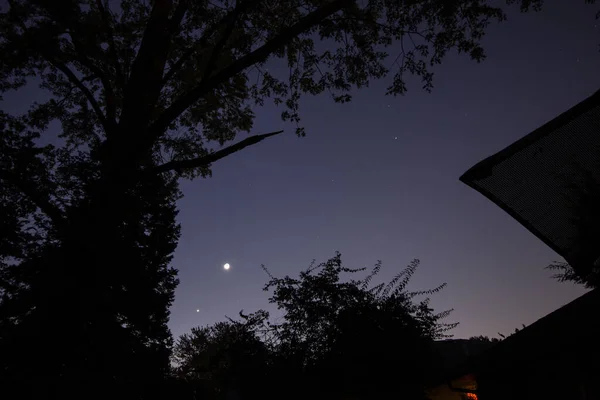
[464,393,478,400]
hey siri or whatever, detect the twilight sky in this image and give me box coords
[2,1,596,341]
[169,0,599,340]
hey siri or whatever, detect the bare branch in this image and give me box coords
[152,130,284,175]
[151,0,352,139]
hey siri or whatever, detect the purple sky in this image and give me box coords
[170,1,599,339]
[2,1,597,341]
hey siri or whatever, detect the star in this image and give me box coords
[196,309,200,313]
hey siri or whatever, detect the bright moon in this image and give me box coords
[223,263,230,271]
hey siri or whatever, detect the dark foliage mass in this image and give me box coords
[173,253,457,400]
[546,261,599,289]
[0,0,556,397]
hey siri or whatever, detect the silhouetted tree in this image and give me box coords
[260,253,457,400]
[547,261,599,288]
[468,335,501,344]
[0,128,180,398]
[172,313,270,400]
[0,0,546,396]
[175,254,455,400]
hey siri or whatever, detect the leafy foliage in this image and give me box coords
[546,261,599,289]
[262,253,457,399]
[0,0,544,184]
[175,253,457,400]
[1,100,181,397]
[172,316,270,400]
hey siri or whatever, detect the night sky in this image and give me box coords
[170,1,599,340]
[3,1,598,341]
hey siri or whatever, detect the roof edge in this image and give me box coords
[460,89,600,184]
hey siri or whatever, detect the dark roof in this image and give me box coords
[460,89,600,276]
[446,288,600,380]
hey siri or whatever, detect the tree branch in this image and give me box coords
[199,1,244,87]
[119,0,174,132]
[10,2,116,136]
[0,170,65,229]
[51,61,110,134]
[161,47,196,87]
[63,33,118,134]
[159,0,190,85]
[170,0,189,32]
[149,0,352,140]
[152,130,283,174]
[162,0,260,86]
[94,0,125,90]
[25,0,118,135]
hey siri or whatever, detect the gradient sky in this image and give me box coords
[169,0,599,340]
[2,1,597,341]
